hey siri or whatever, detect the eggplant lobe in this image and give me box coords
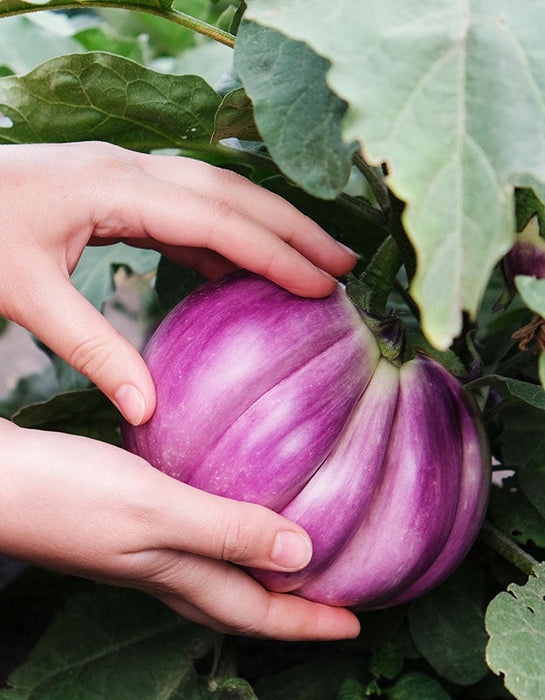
[251,358,399,592]
[190,330,376,510]
[382,362,491,607]
[123,271,491,610]
[296,355,465,608]
[124,271,380,505]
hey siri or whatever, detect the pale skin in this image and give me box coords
[0,141,361,641]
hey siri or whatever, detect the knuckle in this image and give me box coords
[218,510,257,564]
[205,199,237,245]
[258,249,277,280]
[68,335,113,378]
[204,161,245,188]
[237,599,276,638]
[212,200,234,233]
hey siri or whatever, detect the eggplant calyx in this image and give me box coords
[357,308,405,367]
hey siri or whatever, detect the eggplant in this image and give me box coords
[123,271,491,609]
[503,215,545,285]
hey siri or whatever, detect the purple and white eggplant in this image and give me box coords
[503,215,545,285]
[123,271,491,610]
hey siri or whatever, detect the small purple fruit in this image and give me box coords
[503,215,545,285]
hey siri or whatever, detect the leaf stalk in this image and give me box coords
[1,2,236,47]
[351,234,404,318]
[479,519,540,577]
[352,151,391,219]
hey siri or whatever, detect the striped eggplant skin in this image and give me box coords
[123,272,491,609]
[381,363,491,608]
[250,358,400,593]
[291,355,491,609]
[123,271,381,510]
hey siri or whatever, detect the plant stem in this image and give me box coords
[347,235,406,365]
[357,234,404,317]
[338,192,389,229]
[352,151,391,219]
[479,519,540,577]
[2,2,236,47]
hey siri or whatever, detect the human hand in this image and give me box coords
[0,141,357,425]
[0,419,360,641]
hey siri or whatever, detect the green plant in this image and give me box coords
[2,2,545,698]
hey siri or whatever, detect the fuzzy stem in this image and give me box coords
[479,519,540,577]
[346,235,406,365]
[352,151,391,218]
[1,2,236,47]
[357,235,404,317]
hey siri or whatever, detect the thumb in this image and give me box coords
[14,273,156,425]
[136,471,314,573]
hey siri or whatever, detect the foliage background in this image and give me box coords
[1,1,545,698]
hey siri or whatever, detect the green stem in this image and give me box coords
[337,192,389,230]
[479,520,540,577]
[352,151,391,219]
[1,2,236,47]
[347,235,406,365]
[356,234,404,317]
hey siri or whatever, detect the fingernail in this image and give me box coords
[271,531,313,570]
[316,268,337,283]
[114,384,146,425]
[336,241,360,258]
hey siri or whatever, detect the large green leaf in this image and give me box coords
[0,586,220,699]
[235,21,356,199]
[486,563,545,700]
[489,480,545,549]
[240,0,545,350]
[386,672,450,700]
[11,388,121,444]
[0,51,221,150]
[408,566,489,686]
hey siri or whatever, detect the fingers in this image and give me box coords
[95,150,358,297]
[139,155,358,276]
[9,267,155,425]
[121,467,313,572]
[146,554,361,641]
[1,422,361,641]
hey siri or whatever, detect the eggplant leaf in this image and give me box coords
[72,244,159,312]
[235,21,357,199]
[0,51,221,150]
[409,565,488,686]
[155,257,206,313]
[11,388,121,443]
[239,0,545,350]
[0,586,219,699]
[486,563,545,700]
[515,275,545,318]
[386,672,450,700]
[211,87,261,143]
[254,658,367,700]
[519,443,545,522]
[488,477,545,549]
[468,374,545,411]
